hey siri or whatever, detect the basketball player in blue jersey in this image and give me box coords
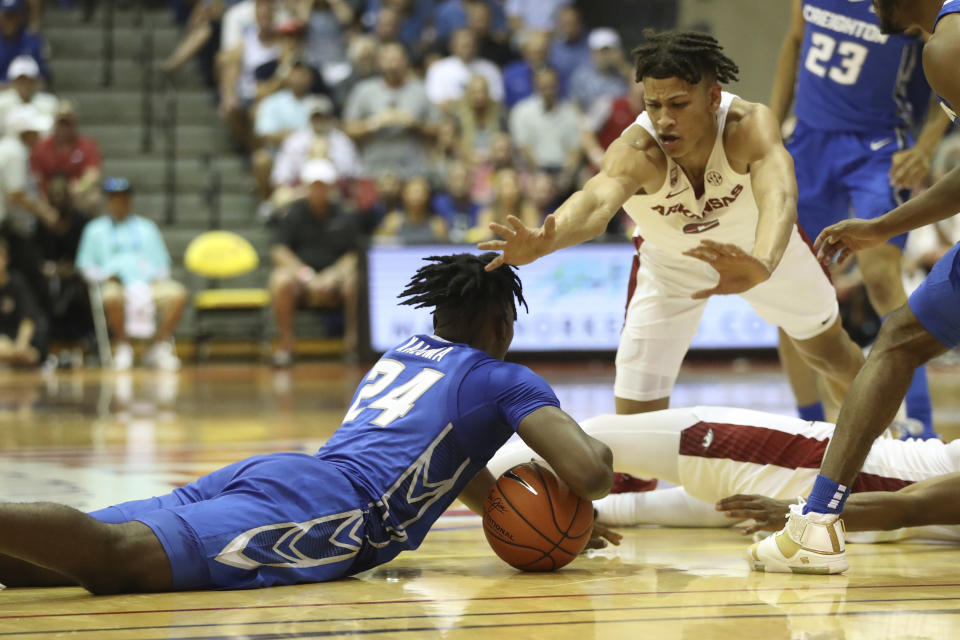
[0,253,615,593]
[749,0,960,574]
[771,0,950,437]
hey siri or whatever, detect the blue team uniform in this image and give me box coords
[908,0,960,349]
[789,0,931,247]
[89,335,560,589]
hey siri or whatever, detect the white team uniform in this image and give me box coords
[488,407,960,542]
[616,92,840,402]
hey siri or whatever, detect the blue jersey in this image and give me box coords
[935,0,960,122]
[315,334,560,558]
[795,0,926,132]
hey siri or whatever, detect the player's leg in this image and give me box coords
[781,123,847,421]
[743,231,864,406]
[848,151,935,438]
[0,502,172,593]
[751,245,960,573]
[777,328,827,421]
[614,268,705,415]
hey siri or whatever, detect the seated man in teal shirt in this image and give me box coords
[75,178,187,371]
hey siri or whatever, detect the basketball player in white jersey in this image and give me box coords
[479,30,864,415]
[487,406,960,544]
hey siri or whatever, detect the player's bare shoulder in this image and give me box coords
[723,98,782,172]
[605,124,667,193]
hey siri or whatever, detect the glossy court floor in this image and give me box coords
[2,357,960,639]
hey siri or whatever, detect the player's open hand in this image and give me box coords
[889,147,931,191]
[584,522,623,550]
[683,240,771,299]
[478,214,557,272]
[814,218,888,266]
[715,494,791,534]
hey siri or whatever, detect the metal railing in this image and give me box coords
[140,25,155,152]
[101,0,114,87]
[161,74,178,226]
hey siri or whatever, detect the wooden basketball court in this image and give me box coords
[2,358,959,638]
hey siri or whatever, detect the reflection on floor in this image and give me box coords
[2,358,960,638]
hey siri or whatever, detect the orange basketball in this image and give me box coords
[482,462,594,571]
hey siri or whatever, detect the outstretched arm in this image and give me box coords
[717,471,960,534]
[729,104,798,274]
[479,127,655,271]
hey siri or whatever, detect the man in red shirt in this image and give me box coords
[581,81,645,171]
[30,100,102,215]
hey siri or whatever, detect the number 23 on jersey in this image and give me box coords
[342,360,445,427]
[805,32,868,85]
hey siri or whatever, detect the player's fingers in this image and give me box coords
[543,213,557,237]
[505,215,526,233]
[488,222,515,238]
[584,537,608,550]
[484,254,505,272]
[477,240,507,251]
[715,495,759,510]
[683,247,718,263]
[721,508,765,520]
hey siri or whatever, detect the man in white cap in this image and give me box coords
[269,158,361,366]
[569,27,632,110]
[0,55,56,137]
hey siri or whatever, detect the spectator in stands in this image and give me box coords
[549,5,590,85]
[505,0,570,36]
[0,0,49,84]
[364,0,434,59]
[509,67,581,190]
[582,79,645,170]
[502,30,558,109]
[343,42,437,180]
[75,178,187,372]
[569,28,631,110]
[431,161,480,242]
[33,173,92,348]
[0,55,55,137]
[31,101,103,216]
[375,176,447,243]
[454,74,503,164]
[471,130,522,204]
[270,94,359,210]
[467,167,539,242]
[462,0,513,67]
[332,34,378,112]
[529,170,559,219]
[0,238,42,367]
[218,0,281,152]
[0,104,53,316]
[161,0,232,86]
[303,0,356,81]
[269,159,360,366]
[425,28,503,108]
[435,0,507,50]
[251,59,323,205]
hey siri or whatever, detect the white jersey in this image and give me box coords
[624,92,805,289]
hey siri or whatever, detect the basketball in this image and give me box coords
[482,462,595,571]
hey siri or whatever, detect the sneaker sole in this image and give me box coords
[750,552,848,575]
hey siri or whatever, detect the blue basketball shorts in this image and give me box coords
[908,242,960,349]
[89,453,373,590]
[787,121,910,249]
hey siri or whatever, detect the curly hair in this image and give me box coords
[632,30,740,85]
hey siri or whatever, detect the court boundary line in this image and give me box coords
[3,581,959,620]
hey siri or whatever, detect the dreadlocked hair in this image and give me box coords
[632,30,739,85]
[399,253,527,331]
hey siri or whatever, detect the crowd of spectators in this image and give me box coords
[0,0,188,371]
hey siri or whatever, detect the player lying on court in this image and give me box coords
[480,30,864,416]
[487,406,960,544]
[0,253,615,594]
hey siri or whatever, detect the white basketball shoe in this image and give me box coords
[749,501,848,574]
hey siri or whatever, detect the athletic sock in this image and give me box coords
[797,402,825,423]
[905,365,936,438]
[803,473,850,515]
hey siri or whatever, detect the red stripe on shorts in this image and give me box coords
[680,421,913,494]
[795,222,832,282]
